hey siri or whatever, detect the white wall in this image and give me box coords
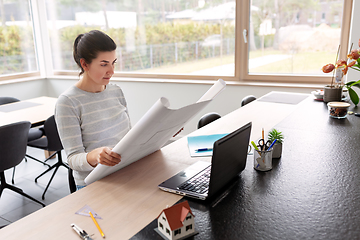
[347,0,360,82]
[47,78,313,135]
[0,77,316,135]
[0,79,48,100]
[345,0,360,98]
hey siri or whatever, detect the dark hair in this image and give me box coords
[73,30,117,76]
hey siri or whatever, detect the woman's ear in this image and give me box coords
[80,58,88,71]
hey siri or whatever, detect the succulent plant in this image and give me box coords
[268,128,284,144]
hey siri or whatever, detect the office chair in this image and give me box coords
[0,97,48,183]
[27,115,69,199]
[197,112,221,129]
[0,97,46,142]
[68,168,77,193]
[241,95,256,107]
[0,121,45,207]
[0,97,21,183]
[0,96,20,105]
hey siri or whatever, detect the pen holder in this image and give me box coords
[254,148,273,171]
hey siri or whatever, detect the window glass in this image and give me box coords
[46,0,235,77]
[0,0,37,75]
[249,0,344,76]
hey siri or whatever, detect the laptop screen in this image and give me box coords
[207,122,252,197]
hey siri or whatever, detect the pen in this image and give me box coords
[195,147,213,152]
[267,139,277,151]
[89,211,105,238]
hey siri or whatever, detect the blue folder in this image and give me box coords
[187,133,227,157]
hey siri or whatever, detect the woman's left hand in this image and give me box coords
[87,147,121,167]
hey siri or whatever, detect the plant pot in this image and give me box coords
[272,143,282,159]
[323,85,342,103]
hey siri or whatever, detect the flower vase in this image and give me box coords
[323,85,342,103]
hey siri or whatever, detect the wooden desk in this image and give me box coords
[0,96,57,127]
[0,92,305,239]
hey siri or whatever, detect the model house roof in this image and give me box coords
[158,201,194,231]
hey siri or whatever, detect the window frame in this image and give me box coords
[237,0,353,85]
[0,0,354,85]
[0,0,41,79]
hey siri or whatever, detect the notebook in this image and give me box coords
[158,122,252,200]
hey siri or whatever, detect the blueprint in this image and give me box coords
[85,79,226,184]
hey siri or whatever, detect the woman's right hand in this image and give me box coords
[87,147,121,167]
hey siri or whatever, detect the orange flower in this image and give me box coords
[336,59,347,67]
[322,63,335,73]
[335,59,349,75]
[348,60,356,68]
[322,38,360,78]
[347,49,360,60]
[342,66,349,75]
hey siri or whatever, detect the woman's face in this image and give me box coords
[82,50,117,86]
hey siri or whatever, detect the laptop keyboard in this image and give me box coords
[178,166,211,194]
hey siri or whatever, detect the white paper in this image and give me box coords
[85,79,226,184]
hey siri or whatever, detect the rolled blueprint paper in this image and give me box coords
[85,79,226,184]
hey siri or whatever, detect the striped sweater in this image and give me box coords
[55,83,131,186]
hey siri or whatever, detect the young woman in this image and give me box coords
[55,30,131,190]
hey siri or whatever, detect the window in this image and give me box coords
[247,0,349,82]
[0,0,37,76]
[186,224,192,231]
[0,0,353,85]
[174,229,181,235]
[45,0,235,77]
[166,228,170,235]
[186,215,192,220]
[159,222,163,229]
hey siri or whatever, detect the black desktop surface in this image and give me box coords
[131,97,360,240]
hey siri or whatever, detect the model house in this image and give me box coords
[156,201,196,240]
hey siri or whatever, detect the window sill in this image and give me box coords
[0,76,44,86]
[3,74,325,90]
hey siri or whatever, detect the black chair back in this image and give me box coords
[241,95,256,107]
[44,115,63,152]
[0,97,20,105]
[0,121,30,172]
[197,112,221,129]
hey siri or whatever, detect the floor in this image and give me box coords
[0,146,70,227]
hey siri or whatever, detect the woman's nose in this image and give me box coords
[108,65,115,74]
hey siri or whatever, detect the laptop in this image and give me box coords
[158,122,252,200]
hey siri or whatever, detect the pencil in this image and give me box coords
[89,211,105,238]
[262,128,264,140]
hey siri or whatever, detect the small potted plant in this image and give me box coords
[268,128,284,159]
[322,38,360,105]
